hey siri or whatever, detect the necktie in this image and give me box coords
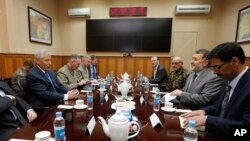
[188,73,197,90]
[219,85,232,117]
[10,106,27,125]
[0,89,27,125]
[45,72,57,93]
[93,66,97,79]
[154,66,157,79]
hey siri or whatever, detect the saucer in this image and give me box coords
[98,88,107,91]
[35,138,55,141]
[125,96,134,101]
[111,102,135,110]
[73,104,87,110]
[161,107,176,112]
[150,90,157,93]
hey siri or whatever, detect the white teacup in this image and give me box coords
[152,87,158,92]
[76,99,84,107]
[165,102,173,109]
[35,131,51,141]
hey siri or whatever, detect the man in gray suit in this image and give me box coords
[171,49,225,108]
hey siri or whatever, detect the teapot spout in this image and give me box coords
[98,116,110,137]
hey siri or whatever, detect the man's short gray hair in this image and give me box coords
[34,49,51,59]
[82,55,91,60]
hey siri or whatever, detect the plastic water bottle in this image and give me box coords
[183,120,198,141]
[99,81,105,89]
[87,90,93,110]
[144,81,150,94]
[153,89,160,111]
[54,112,66,141]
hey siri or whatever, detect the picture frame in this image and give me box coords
[235,5,250,43]
[28,6,52,45]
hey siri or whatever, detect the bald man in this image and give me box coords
[166,57,189,92]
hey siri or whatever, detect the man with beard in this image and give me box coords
[170,49,225,108]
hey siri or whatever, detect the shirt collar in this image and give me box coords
[37,65,46,74]
[229,66,249,94]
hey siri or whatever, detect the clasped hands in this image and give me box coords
[68,89,80,100]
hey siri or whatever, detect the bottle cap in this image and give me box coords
[56,112,62,118]
[189,120,196,128]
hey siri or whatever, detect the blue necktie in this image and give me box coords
[45,72,57,93]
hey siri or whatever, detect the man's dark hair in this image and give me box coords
[195,49,210,58]
[23,60,34,68]
[207,42,245,64]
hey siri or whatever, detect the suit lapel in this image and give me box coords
[223,69,250,115]
[188,69,208,91]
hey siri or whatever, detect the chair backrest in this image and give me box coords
[17,78,29,102]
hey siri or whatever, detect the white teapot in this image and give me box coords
[116,81,132,98]
[98,110,140,141]
[121,72,130,81]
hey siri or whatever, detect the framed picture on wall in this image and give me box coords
[235,5,250,43]
[28,6,52,45]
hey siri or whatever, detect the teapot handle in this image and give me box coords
[127,121,140,139]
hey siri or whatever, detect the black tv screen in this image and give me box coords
[86,18,172,52]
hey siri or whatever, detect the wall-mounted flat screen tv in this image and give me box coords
[86,18,172,52]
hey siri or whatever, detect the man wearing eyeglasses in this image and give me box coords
[148,56,168,91]
[181,42,250,138]
[171,49,224,108]
[166,56,189,92]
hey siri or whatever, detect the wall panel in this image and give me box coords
[2,53,249,80]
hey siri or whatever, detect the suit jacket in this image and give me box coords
[180,68,225,108]
[88,64,99,79]
[203,68,250,137]
[26,66,68,108]
[0,81,30,141]
[149,64,168,87]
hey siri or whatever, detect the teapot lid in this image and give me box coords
[109,110,128,123]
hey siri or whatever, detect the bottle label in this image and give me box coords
[88,96,93,103]
[55,127,65,140]
[154,98,160,105]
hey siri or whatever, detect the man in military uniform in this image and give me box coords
[11,60,34,98]
[166,57,189,92]
[57,54,88,90]
[78,55,91,79]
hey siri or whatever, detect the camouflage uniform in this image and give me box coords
[166,67,189,92]
[11,68,26,97]
[78,65,89,79]
[57,65,83,90]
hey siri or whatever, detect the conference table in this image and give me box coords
[8,85,224,141]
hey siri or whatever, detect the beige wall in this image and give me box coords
[216,0,250,56]
[0,0,250,59]
[1,0,62,54]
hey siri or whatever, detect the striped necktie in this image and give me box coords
[219,85,232,117]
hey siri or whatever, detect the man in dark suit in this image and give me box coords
[88,55,99,79]
[181,42,250,138]
[149,56,168,91]
[171,49,224,108]
[0,81,37,141]
[26,49,79,109]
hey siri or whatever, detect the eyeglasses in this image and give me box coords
[209,61,230,70]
